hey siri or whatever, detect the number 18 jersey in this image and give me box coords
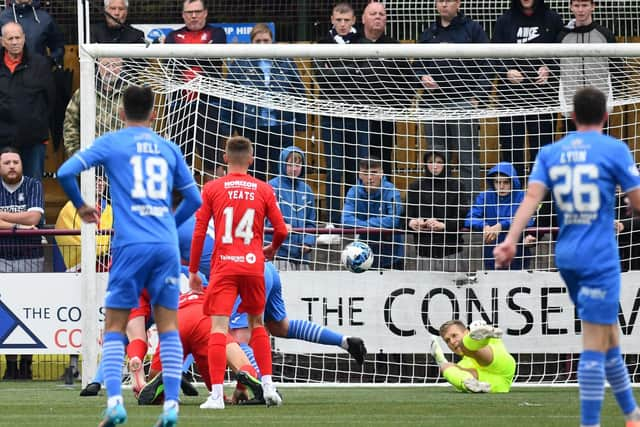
[191,172,287,277]
[529,130,640,272]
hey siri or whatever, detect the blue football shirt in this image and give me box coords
[529,130,640,272]
[72,126,196,248]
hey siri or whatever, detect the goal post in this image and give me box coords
[79,41,640,386]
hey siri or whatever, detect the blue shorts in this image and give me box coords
[229,267,287,329]
[559,268,620,325]
[106,243,181,311]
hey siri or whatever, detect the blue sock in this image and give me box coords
[605,346,638,416]
[287,319,343,347]
[578,350,606,427]
[102,331,126,399]
[182,354,194,373]
[92,358,105,384]
[158,330,183,402]
[239,342,260,377]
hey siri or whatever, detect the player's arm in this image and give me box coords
[174,184,201,228]
[189,187,212,292]
[627,188,640,212]
[264,189,288,256]
[494,182,547,268]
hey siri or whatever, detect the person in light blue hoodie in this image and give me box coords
[342,156,404,269]
[266,145,317,270]
[465,162,536,270]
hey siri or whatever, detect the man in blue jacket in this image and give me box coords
[416,0,492,198]
[342,156,404,269]
[266,146,317,270]
[465,162,536,270]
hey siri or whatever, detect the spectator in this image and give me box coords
[165,0,228,180]
[63,58,124,157]
[416,0,492,197]
[0,22,54,180]
[266,146,316,271]
[90,0,145,44]
[492,0,563,179]
[0,147,43,380]
[54,176,112,272]
[464,161,535,270]
[342,156,404,269]
[352,1,403,178]
[0,0,64,67]
[406,150,469,272]
[558,0,617,133]
[316,2,365,225]
[226,23,306,182]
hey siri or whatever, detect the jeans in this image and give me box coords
[20,143,46,180]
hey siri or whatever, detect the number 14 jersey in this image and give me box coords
[191,172,287,277]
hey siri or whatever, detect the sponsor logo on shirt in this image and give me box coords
[516,27,540,43]
[220,254,246,263]
[579,286,607,300]
[246,253,256,264]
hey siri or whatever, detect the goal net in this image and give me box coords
[79,42,640,387]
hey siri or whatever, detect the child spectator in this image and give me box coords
[266,146,317,271]
[465,162,536,270]
[342,156,404,269]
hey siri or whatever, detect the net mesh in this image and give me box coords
[87,44,640,386]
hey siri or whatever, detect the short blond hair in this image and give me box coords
[250,23,273,42]
[439,320,467,337]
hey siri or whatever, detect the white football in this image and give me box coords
[341,241,374,273]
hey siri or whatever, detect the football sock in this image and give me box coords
[158,330,183,403]
[578,350,606,427]
[92,358,105,384]
[604,346,639,419]
[462,333,489,352]
[126,338,148,362]
[182,354,194,373]
[250,326,273,376]
[239,342,260,376]
[288,319,343,347]
[102,331,126,399]
[208,332,227,384]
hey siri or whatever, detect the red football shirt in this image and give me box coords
[190,173,288,277]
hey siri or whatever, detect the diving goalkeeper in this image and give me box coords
[430,320,515,393]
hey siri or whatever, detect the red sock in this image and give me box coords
[208,332,227,385]
[126,339,148,361]
[249,326,272,376]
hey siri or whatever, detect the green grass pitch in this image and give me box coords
[0,382,637,426]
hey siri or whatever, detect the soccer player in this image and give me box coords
[494,86,640,427]
[229,262,367,368]
[189,135,288,409]
[429,320,515,393]
[57,85,202,427]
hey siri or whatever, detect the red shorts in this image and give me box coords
[204,274,265,317]
[129,289,151,321]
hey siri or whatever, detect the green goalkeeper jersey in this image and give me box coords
[457,338,516,393]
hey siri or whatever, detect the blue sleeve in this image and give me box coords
[172,146,202,227]
[464,193,487,230]
[614,143,640,194]
[472,22,489,43]
[367,187,402,229]
[303,186,317,247]
[529,149,550,188]
[341,188,368,227]
[57,156,88,208]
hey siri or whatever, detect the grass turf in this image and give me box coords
[0,382,636,426]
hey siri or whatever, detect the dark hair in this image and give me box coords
[184,0,206,9]
[573,86,607,126]
[439,320,467,337]
[0,146,20,156]
[333,2,354,15]
[226,136,253,156]
[123,85,154,122]
[359,156,383,170]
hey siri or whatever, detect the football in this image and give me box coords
[341,241,374,273]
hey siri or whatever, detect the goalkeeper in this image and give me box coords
[430,320,515,393]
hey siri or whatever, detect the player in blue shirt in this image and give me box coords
[57,86,201,427]
[494,87,640,427]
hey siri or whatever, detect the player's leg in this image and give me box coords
[125,314,148,396]
[458,321,503,366]
[602,324,640,425]
[578,321,610,427]
[99,308,130,427]
[429,335,491,393]
[226,337,262,403]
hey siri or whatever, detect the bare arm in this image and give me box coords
[626,188,640,213]
[494,182,547,268]
[0,210,42,226]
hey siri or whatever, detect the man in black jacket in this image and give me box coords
[0,22,54,180]
[90,0,145,44]
[492,0,563,180]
